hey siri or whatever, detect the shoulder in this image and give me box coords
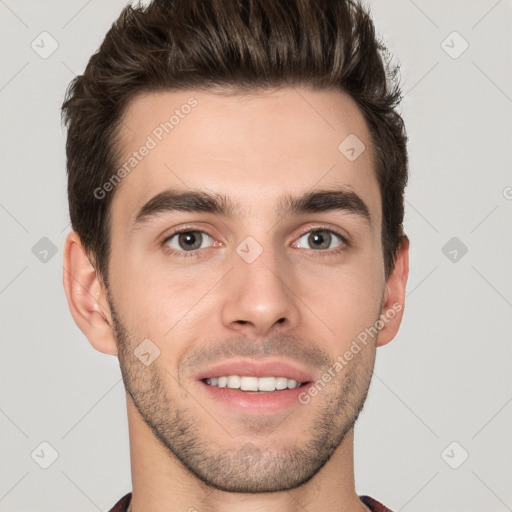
[360,495,394,512]
[108,492,132,512]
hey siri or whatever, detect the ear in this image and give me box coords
[377,235,410,347]
[62,230,118,355]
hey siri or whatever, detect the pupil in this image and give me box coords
[310,230,330,249]
[180,232,201,250]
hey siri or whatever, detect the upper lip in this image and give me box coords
[195,358,315,383]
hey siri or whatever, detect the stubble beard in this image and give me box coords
[108,292,376,493]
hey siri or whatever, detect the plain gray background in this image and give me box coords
[1,0,511,511]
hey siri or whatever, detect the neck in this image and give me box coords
[126,394,369,512]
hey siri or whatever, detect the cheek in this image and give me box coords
[115,260,220,348]
[293,256,384,341]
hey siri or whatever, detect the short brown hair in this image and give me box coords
[62,0,408,285]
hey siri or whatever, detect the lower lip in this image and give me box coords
[199,381,309,413]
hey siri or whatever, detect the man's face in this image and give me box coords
[105,87,389,492]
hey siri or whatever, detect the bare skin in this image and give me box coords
[63,87,409,512]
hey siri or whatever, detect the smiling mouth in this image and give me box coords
[203,375,309,392]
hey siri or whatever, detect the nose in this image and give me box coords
[220,244,301,337]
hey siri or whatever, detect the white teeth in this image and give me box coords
[275,377,288,390]
[227,375,241,389]
[287,378,300,389]
[205,375,303,391]
[258,377,276,392]
[240,376,259,391]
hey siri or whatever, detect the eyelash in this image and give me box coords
[160,226,349,259]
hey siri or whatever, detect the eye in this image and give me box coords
[293,229,346,251]
[163,230,214,253]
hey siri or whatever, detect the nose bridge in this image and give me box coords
[220,233,300,334]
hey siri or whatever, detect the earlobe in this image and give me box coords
[62,230,118,355]
[377,235,410,347]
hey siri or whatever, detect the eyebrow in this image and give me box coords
[132,187,372,231]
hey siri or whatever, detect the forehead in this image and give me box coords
[110,87,381,229]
